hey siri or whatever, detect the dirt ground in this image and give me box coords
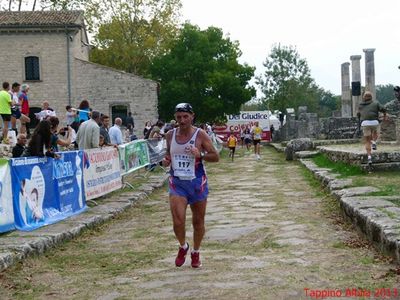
[0,146,399,300]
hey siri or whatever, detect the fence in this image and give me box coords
[0,136,222,234]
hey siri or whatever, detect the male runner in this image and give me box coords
[163,103,219,268]
[251,121,262,160]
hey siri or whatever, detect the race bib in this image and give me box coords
[172,153,195,180]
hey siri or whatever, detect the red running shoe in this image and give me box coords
[175,243,189,267]
[191,251,201,268]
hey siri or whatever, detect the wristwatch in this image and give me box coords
[200,152,205,159]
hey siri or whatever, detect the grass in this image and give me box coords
[312,153,364,177]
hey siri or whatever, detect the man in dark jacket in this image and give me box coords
[357,91,386,165]
[12,133,27,157]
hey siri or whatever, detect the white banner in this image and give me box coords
[214,111,280,141]
[83,147,122,200]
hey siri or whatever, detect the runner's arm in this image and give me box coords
[198,130,219,162]
[162,130,172,167]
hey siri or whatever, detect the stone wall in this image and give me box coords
[74,59,158,135]
[0,31,71,113]
[0,30,158,133]
[277,106,361,141]
[319,117,359,140]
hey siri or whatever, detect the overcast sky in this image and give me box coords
[181,0,400,96]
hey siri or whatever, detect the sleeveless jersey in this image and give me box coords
[253,126,262,140]
[170,128,206,180]
[227,136,237,147]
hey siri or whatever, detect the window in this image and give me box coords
[111,105,128,125]
[25,56,40,81]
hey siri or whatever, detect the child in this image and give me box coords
[227,130,238,161]
[65,105,76,126]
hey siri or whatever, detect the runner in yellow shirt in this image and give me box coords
[251,121,262,160]
[226,130,238,161]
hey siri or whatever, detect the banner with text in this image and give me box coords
[0,159,14,233]
[146,139,166,165]
[10,152,86,231]
[83,147,122,200]
[213,111,275,141]
[119,139,150,175]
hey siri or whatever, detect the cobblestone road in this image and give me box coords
[0,146,399,299]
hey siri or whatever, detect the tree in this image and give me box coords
[256,44,319,113]
[315,88,341,117]
[150,23,256,123]
[376,84,396,105]
[90,0,181,76]
[3,1,181,76]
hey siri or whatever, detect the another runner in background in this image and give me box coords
[227,130,238,161]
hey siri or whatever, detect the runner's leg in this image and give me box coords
[170,195,188,246]
[190,200,207,250]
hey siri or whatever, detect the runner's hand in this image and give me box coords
[163,155,171,167]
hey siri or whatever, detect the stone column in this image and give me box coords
[341,62,352,117]
[350,55,362,117]
[363,48,376,99]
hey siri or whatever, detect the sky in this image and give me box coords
[180,0,400,96]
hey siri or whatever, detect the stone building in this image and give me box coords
[0,10,158,132]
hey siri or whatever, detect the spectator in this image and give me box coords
[109,117,124,145]
[0,82,12,144]
[22,120,57,158]
[10,82,30,135]
[18,83,30,137]
[41,101,54,111]
[126,111,135,128]
[35,101,56,121]
[99,135,106,147]
[270,124,275,141]
[12,133,27,158]
[76,111,101,150]
[78,100,90,122]
[126,123,135,141]
[100,114,111,145]
[149,120,164,139]
[143,121,152,138]
[48,116,72,152]
[65,105,76,126]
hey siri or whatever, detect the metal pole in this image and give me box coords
[66,29,72,106]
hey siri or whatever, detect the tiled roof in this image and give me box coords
[0,10,83,27]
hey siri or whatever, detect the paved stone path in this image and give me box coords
[0,147,399,299]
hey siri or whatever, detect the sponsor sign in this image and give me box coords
[83,147,122,200]
[10,152,86,231]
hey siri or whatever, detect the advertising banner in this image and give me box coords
[0,159,15,233]
[146,139,166,165]
[10,152,86,231]
[213,111,280,141]
[119,140,150,175]
[84,147,122,200]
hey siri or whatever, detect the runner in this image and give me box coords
[163,103,219,268]
[251,121,262,160]
[243,125,252,151]
[239,125,245,148]
[226,130,238,161]
[357,91,387,166]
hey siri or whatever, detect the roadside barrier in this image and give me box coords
[0,136,223,234]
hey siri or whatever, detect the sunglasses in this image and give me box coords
[175,103,193,113]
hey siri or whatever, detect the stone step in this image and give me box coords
[294,150,319,159]
[360,162,400,172]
